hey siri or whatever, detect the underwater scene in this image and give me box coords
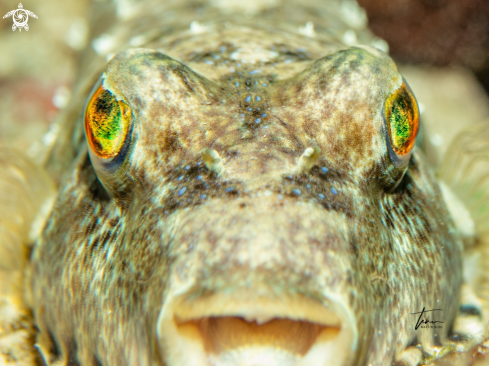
[1,0,489,365]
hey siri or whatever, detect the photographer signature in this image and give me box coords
[411,307,444,330]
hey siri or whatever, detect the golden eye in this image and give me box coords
[85,85,131,159]
[385,82,419,156]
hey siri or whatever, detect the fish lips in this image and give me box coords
[157,286,357,366]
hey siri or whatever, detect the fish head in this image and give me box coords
[35,45,462,366]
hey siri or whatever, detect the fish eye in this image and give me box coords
[384,81,419,159]
[84,84,132,159]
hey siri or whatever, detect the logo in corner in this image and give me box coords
[3,3,37,32]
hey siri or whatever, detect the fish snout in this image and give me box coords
[157,195,358,366]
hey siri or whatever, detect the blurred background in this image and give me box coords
[0,0,89,164]
[359,0,489,92]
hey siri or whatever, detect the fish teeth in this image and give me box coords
[242,314,274,325]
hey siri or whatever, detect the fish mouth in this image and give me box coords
[157,290,356,366]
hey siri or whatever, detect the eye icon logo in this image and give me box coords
[3,3,37,32]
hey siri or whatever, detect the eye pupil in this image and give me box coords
[385,82,419,156]
[85,86,131,159]
[93,91,123,140]
[391,99,409,145]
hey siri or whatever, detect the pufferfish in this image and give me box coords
[1,0,489,365]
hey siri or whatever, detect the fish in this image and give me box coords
[1,0,489,365]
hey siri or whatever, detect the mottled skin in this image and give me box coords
[29,1,463,365]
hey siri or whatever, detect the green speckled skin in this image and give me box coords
[29,1,463,365]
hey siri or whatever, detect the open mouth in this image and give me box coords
[157,291,356,366]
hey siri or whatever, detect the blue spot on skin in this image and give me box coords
[196,175,203,180]
[297,47,307,52]
[255,96,261,102]
[247,108,252,111]
[256,108,260,111]
[204,60,214,65]
[261,113,267,117]
[235,82,240,87]
[212,54,220,59]
[264,125,269,129]
[330,187,338,195]
[262,83,267,87]
[306,184,311,189]
[293,189,301,196]
[225,187,235,193]
[200,194,206,199]
[178,176,184,181]
[255,118,261,124]
[238,92,241,95]
[249,70,262,74]
[178,187,187,196]
[245,95,251,103]
[321,167,329,173]
[318,193,325,199]
[219,46,226,52]
[184,165,190,170]
[284,59,293,63]
[254,81,258,85]
[236,63,241,67]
